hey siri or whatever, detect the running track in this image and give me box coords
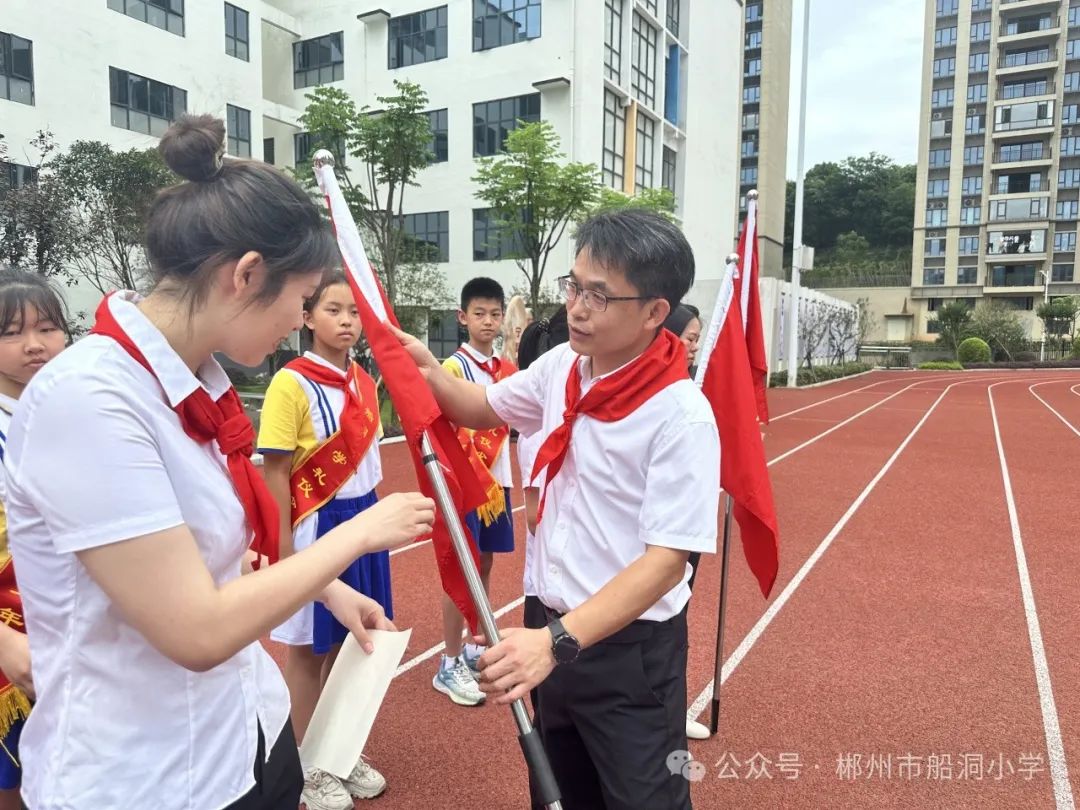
[260,369,1080,809]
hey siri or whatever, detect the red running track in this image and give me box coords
[260,370,1080,809]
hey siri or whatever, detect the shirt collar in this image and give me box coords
[460,343,494,364]
[109,291,234,407]
[302,350,349,379]
[0,392,18,417]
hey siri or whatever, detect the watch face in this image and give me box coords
[555,635,579,664]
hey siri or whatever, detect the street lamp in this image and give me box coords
[787,0,812,387]
[1036,268,1050,361]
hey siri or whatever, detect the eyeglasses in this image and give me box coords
[557,275,653,313]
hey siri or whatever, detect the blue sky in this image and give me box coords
[786,0,925,174]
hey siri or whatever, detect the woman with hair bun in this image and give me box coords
[2,114,434,810]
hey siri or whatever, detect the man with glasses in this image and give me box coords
[392,209,719,809]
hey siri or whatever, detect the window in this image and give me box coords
[473,93,540,156]
[1066,72,1080,93]
[740,165,758,186]
[959,236,979,254]
[935,26,957,47]
[402,211,449,262]
[746,30,763,50]
[742,112,760,130]
[605,0,623,81]
[995,100,1054,132]
[226,104,250,157]
[926,207,948,226]
[427,109,448,163]
[602,90,626,189]
[746,4,762,22]
[473,208,520,260]
[631,13,658,109]
[937,0,959,15]
[997,141,1045,161]
[2,162,37,189]
[662,146,677,194]
[109,67,186,136]
[965,113,986,134]
[224,3,248,61]
[1063,136,1080,156]
[958,266,979,284]
[1001,79,1048,100]
[925,237,946,257]
[997,172,1043,193]
[1005,15,1053,36]
[389,6,447,68]
[1057,200,1079,219]
[1069,39,1080,61]
[964,145,984,165]
[929,148,951,167]
[1003,47,1050,68]
[263,138,275,165]
[745,57,762,78]
[641,0,658,14]
[1055,231,1077,251]
[1052,263,1074,281]
[742,135,758,158]
[0,31,33,105]
[969,51,989,72]
[666,0,680,37]
[428,310,466,359]
[635,113,656,191]
[963,175,983,195]
[473,0,541,52]
[743,85,761,104]
[293,132,345,167]
[934,57,956,78]
[967,83,987,103]
[1060,168,1080,189]
[930,116,952,138]
[923,268,946,285]
[961,204,981,225]
[927,178,950,198]
[293,32,343,89]
[1071,6,1080,28]
[1064,104,1080,124]
[931,88,955,108]
[107,0,184,36]
[972,0,991,10]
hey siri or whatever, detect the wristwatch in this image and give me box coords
[547,617,581,665]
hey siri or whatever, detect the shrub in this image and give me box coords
[1015,351,1038,362]
[768,362,872,387]
[1073,335,1080,358]
[962,359,1080,369]
[918,361,964,370]
[957,337,991,364]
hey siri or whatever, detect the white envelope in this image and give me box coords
[298,628,413,777]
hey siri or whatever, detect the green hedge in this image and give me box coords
[1073,335,1080,358]
[769,362,872,387]
[957,337,991,364]
[918,361,964,371]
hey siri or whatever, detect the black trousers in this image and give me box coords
[530,608,691,810]
[226,720,304,810]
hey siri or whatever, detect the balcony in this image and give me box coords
[998,81,1055,100]
[999,17,1060,43]
[1001,0,1065,10]
[987,229,1047,258]
[992,144,1053,165]
[998,50,1057,76]
[989,196,1050,222]
[993,117,1055,135]
[984,265,1043,293]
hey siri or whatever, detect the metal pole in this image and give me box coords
[786,0,812,387]
[708,496,735,735]
[1039,270,1049,362]
[419,433,562,810]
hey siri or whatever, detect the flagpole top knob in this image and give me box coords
[312,149,336,169]
[726,253,740,265]
[747,189,759,201]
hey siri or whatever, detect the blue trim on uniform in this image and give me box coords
[301,377,332,436]
[317,382,338,433]
[464,487,515,554]
[255,447,293,455]
[0,427,7,464]
[0,717,24,789]
[451,352,475,382]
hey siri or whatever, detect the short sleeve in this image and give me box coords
[487,343,567,437]
[257,371,306,454]
[7,376,185,554]
[639,414,720,554]
[442,356,466,379]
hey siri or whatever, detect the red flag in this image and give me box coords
[733,197,770,425]
[314,156,487,630]
[698,265,779,598]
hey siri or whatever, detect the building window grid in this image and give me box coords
[964,145,985,165]
[925,237,947,257]
[934,57,956,78]
[958,266,979,284]
[959,236,980,254]
[963,175,984,195]
[473,93,541,157]
[224,3,249,61]
[743,85,762,104]
[0,31,34,105]
[666,0,680,38]
[473,0,541,52]
[106,0,184,37]
[605,0,623,82]
[1060,168,1080,189]
[930,148,952,167]
[961,204,982,225]
[427,109,448,163]
[1054,231,1078,251]
[746,30,763,50]
[403,211,449,263]
[602,90,626,189]
[924,268,946,285]
[746,4,762,22]
[635,113,656,191]
[1001,79,1049,100]
[662,145,677,194]
[966,113,987,134]
[928,178,950,198]
[937,0,959,16]
[1071,6,1080,29]
[293,32,344,90]
[1069,39,1080,61]
[1057,199,1080,219]
[1066,72,1080,93]
[473,208,519,261]
[226,104,250,157]
[740,165,758,186]
[745,57,762,78]
[1003,47,1051,69]
[935,26,958,47]
[969,51,990,72]
[968,83,988,103]
[109,67,186,136]
[1063,136,1080,156]
[389,6,448,69]
[631,13,658,109]
[972,0,991,11]
[1052,263,1075,281]
[932,88,955,108]
[926,207,949,227]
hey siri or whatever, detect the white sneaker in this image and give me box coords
[302,767,353,810]
[342,756,387,799]
[686,719,710,740]
[432,656,486,706]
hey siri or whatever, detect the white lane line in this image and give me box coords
[770,378,892,422]
[389,504,525,557]
[687,380,964,723]
[1071,384,1080,397]
[393,595,526,677]
[989,381,1075,810]
[1029,382,1080,439]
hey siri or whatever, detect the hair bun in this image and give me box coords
[159,113,227,182]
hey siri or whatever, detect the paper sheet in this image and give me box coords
[298,628,412,778]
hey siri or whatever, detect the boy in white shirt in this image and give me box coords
[394,210,719,809]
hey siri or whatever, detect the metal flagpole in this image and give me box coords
[786,0,812,387]
[312,151,562,810]
[693,254,740,736]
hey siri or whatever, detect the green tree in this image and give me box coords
[967,301,1027,360]
[296,81,434,312]
[1036,296,1080,339]
[50,141,176,293]
[472,120,599,308]
[587,186,676,221]
[930,300,974,358]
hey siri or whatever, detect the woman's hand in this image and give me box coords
[349,492,435,555]
[323,582,396,655]
[0,626,34,700]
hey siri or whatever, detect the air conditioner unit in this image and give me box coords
[964,198,977,206]
[1065,127,1074,137]
[933,111,945,120]
[968,108,979,116]
[933,201,948,209]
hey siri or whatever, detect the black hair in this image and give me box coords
[460,277,505,311]
[517,306,569,371]
[147,114,339,309]
[663,304,700,338]
[683,303,700,319]
[303,271,350,317]
[0,267,71,340]
[573,209,694,310]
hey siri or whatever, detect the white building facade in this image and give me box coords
[2,0,741,351]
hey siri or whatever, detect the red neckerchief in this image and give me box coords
[90,294,279,568]
[530,330,689,523]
